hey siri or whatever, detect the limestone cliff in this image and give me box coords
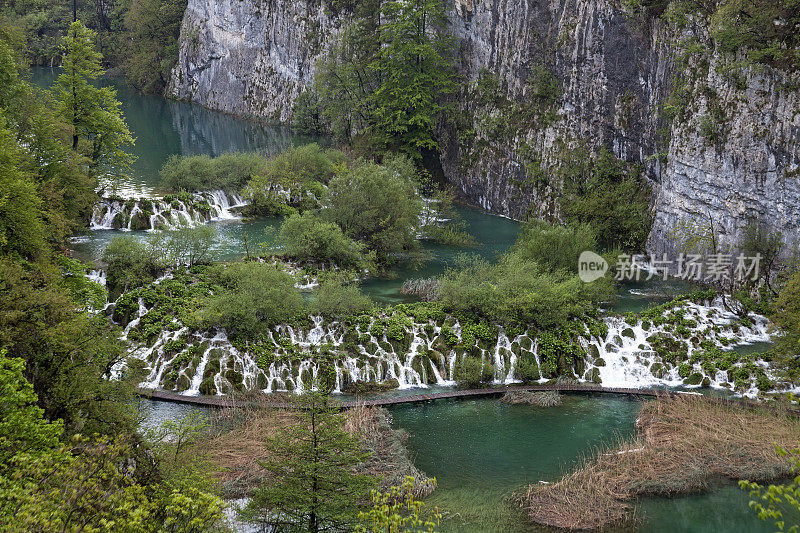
[169,0,800,253]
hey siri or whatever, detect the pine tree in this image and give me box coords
[242,391,376,533]
[55,21,135,178]
[369,0,457,157]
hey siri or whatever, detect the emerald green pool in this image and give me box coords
[389,396,778,533]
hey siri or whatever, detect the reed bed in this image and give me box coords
[400,277,441,301]
[203,401,433,499]
[519,395,800,530]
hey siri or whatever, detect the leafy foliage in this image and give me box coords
[559,146,652,251]
[368,0,457,156]
[712,0,800,71]
[279,211,376,271]
[740,443,800,532]
[356,476,441,533]
[244,143,346,215]
[310,276,374,319]
[513,221,599,274]
[323,157,423,264]
[195,262,304,337]
[437,222,613,329]
[314,0,456,158]
[160,151,269,191]
[123,0,188,93]
[103,235,162,292]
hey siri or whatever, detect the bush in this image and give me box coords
[559,147,652,251]
[244,144,347,215]
[437,252,612,330]
[278,212,375,271]
[148,225,217,268]
[712,0,800,72]
[102,236,159,292]
[454,356,493,387]
[195,263,304,338]
[514,221,599,274]
[309,278,373,319]
[160,152,268,191]
[323,157,423,264]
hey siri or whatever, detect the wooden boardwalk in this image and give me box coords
[137,383,666,410]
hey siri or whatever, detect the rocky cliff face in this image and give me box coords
[169,0,800,253]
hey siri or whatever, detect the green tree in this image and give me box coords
[55,21,135,176]
[314,1,382,142]
[368,0,456,156]
[242,391,376,533]
[770,271,800,380]
[123,0,188,93]
[356,477,441,533]
[0,112,47,259]
[559,146,651,251]
[0,350,225,532]
[244,144,345,215]
[149,224,217,269]
[324,158,423,264]
[103,235,160,292]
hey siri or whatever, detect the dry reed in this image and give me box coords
[501,391,563,406]
[203,401,434,499]
[519,395,800,530]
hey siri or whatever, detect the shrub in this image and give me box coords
[309,278,373,319]
[323,157,423,264]
[437,253,612,330]
[514,221,599,274]
[244,144,346,214]
[278,212,375,271]
[160,152,268,191]
[559,146,652,251]
[102,236,159,292]
[194,263,304,338]
[454,356,493,387]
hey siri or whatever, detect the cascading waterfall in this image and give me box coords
[580,300,772,396]
[114,288,778,397]
[90,190,247,231]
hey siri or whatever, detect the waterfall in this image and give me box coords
[90,190,248,231]
[116,294,776,397]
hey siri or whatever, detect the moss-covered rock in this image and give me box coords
[199,376,216,395]
[684,373,703,386]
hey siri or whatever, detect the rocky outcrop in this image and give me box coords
[168,0,340,122]
[169,0,800,253]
